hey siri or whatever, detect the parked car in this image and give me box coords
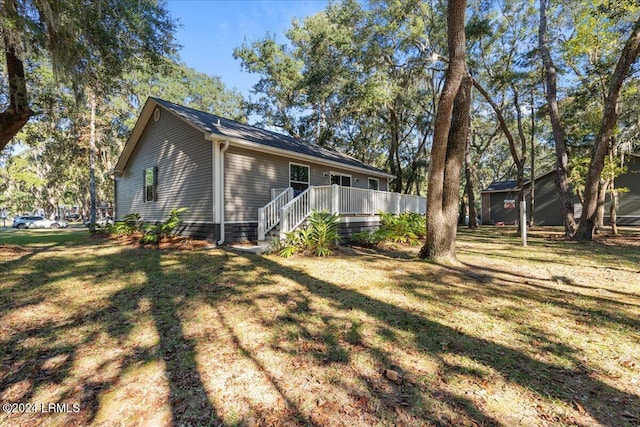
[65,213,82,222]
[12,216,69,229]
[85,217,114,227]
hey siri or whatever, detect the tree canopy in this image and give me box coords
[0,0,178,151]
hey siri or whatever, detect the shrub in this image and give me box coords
[160,207,188,237]
[279,210,340,257]
[376,211,424,246]
[140,208,188,245]
[350,231,381,247]
[350,212,426,248]
[108,213,143,236]
[123,213,143,229]
[265,235,285,255]
[108,209,188,245]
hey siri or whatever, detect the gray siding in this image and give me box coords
[483,173,581,226]
[528,173,569,226]
[224,146,388,222]
[481,193,491,224]
[176,223,220,241]
[604,155,640,224]
[339,217,382,240]
[220,217,381,243]
[487,192,519,224]
[115,111,214,223]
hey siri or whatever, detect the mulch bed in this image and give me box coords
[108,233,211,250]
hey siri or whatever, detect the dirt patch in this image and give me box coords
[0,244,32,255]
[110,233,211,251]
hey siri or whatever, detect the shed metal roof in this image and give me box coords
[483,180,518,192]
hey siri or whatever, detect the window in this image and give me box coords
[368,178,379,191]
[289,163,309,194]
[144,167,157,202]
[330,172,351,187]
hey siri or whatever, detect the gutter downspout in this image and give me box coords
[217,140,230,245]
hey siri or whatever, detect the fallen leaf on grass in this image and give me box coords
[355,396,369,407]
[384,369,399,382]
[572,400,586,415]
[619,358,637,369]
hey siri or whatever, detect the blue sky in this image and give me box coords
[166,1,329,98]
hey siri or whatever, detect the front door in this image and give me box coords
[330,172,351,187]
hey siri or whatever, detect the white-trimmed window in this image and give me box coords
[144,166,157,202]
[289,163,309,194]
[368,178,379,191]
[330,172,351,187]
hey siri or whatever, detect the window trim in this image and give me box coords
[289,162,310,191]
[368,177,380,191]
[143,166,158,203]
[330,171,352,187]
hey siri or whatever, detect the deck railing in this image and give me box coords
[257,187,294,240]
[271,187,290,200]
[276,185,426,239]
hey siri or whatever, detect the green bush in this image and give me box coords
[350,212,426,247]
[124,213,143,231]
[279,210,340,257]
[107,209,188,245]
[140,208,188,245]
[377,211,424,246]
[350,230,381,247]
[108,213,144,236]
[109,221,133,236]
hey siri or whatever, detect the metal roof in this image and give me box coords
[150,97,392,177]
[483,180,518,192]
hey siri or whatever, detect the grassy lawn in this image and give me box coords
[1,227,639,426]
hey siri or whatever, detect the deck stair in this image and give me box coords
[258,185,426,241]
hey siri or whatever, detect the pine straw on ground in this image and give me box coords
[0,227,639,426]
[104,233,211,251]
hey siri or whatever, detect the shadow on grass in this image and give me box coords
[231,252,640,427]
[2,233,639,426]
[1,242,223,425]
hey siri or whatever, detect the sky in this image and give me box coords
[166,0,329,98]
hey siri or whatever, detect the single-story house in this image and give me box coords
[112,97,426,243]
[481,153,640,226]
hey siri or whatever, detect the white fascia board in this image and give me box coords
[206,134,395,180]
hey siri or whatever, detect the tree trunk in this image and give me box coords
[610,187,619,235]
[88,93,97,232]
[529,86,536,226]
[1,4,34,152]
[459,195,467,226]
[386,108,404,193]
[608,143,621,235]
[420,82,471,261]
[596,178,608,231]
[464,134,478,228]
[471,79,524,180]
[419,0,468,263]
[575,17,640,240]
[539,0,576,236]
[472,78,527,234]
